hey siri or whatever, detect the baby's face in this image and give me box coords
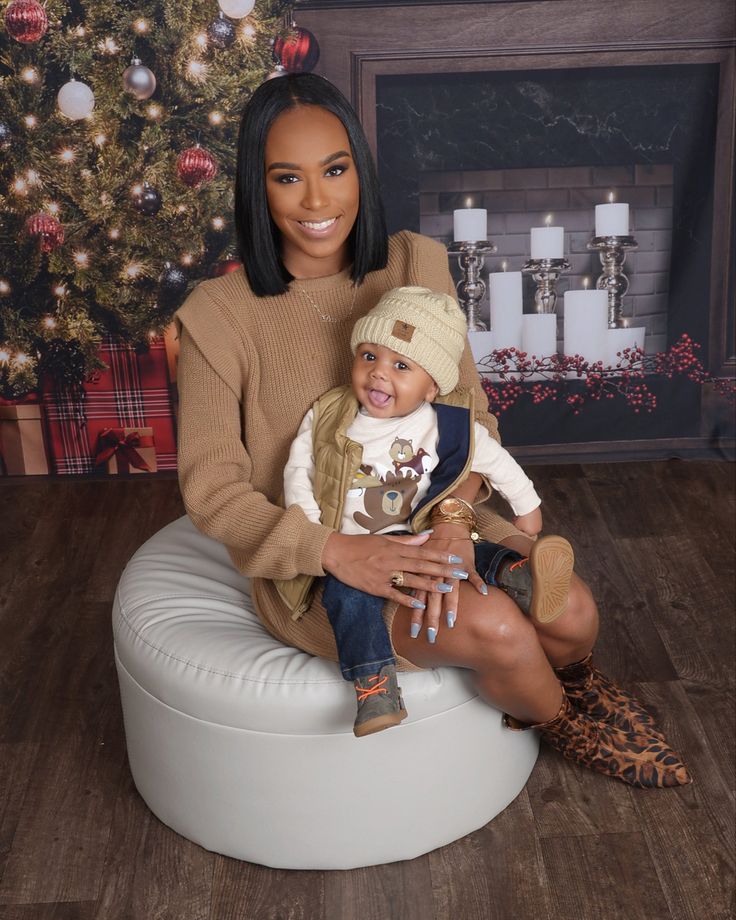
[351,343,438,418]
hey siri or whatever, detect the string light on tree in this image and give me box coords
[58,147,76,164]
[133,18,148,33]
[195,31,208,50]
[211,216,225,230]
[0,280,11,295]
[53,283,67,296]
[26,168,41,185]
[108,228,121,240]
[21,66,39,83]
[123,262,143,279]
[73,250,90,268]
[146,103,162,120]
[43,316,57,329]
[208,110,224,126]
[12,176,28,195]
[239,20,257,43]
[186,58,208,83]
[93,132,107,146]
[23,114,38,128]
[98,36,119,54]
[46,201,60,215]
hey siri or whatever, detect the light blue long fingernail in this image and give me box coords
[427,627,437,644]
[437,583,453,593]
[411,600,426,609]
[447,611,456,628]
[481,584,488,595]
[452,569,469,580]
[410,622,421,638]
[448,554,463,564]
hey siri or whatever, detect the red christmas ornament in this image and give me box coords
[25,213,64,252]
[4,0,48,44]
[210,258,241,277]
[272,26,320,74]
[176,146,219,188]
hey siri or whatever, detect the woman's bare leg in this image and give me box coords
[500,534,600,667]
[392,583,563,725]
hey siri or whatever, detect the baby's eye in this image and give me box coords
[395,361,409,371]
[362,351,375,361]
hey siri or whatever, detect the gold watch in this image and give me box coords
[429,497,480,542]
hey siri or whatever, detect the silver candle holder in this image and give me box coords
[448,240,497,331]
[587,235,638,328]
[521,257,571,314]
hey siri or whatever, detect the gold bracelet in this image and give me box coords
[429,497,480,542]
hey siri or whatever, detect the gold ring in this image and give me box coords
[390,570,405,588]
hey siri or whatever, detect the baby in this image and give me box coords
[278,287,574,736]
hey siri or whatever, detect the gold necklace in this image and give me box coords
[293,282,358,324]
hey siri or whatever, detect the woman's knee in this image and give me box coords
[463,589,541,670]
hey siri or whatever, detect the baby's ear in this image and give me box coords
[426,381,440,402]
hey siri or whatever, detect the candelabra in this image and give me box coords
[521,257,571,314]
[448,240,497,331]
[587,235,638,328]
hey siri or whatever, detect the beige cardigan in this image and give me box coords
[174,230,514,632]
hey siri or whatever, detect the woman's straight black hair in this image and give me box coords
[234,73,389,297]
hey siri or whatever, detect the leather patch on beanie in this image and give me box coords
[392,320,415,343]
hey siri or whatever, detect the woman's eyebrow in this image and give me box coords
[266,150,351,172]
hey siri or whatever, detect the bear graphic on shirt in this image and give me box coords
[353,469,419,533]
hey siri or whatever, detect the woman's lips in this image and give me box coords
[295,216,339,238]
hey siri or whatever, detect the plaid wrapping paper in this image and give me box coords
[42,334,178,476]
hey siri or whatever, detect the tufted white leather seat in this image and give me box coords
[112,514,539,870]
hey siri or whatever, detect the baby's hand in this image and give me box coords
[513,508,543,538]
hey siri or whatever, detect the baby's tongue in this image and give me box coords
[370,389,391,406]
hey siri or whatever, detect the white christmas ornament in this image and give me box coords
[217,0,255,18]
[57,79,95,120]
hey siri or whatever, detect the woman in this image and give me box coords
[174,74,690,788]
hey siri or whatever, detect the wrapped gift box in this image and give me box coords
[94,426,157,474]
[0,398,50,475]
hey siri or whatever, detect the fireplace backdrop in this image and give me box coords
[295,0,735,462]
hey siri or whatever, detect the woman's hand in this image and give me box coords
[408,523,487,643]
[512,508,542,538]
[321,531,469,611]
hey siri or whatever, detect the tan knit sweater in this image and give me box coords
[174,230,516,632]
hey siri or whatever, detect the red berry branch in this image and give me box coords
[478,334,736,416]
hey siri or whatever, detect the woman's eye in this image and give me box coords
[275,174,299,184]
[325,164,347,177]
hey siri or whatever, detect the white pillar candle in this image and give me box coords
[563,289,609,365]
[453,208,487,242]
[489,270,523,350]
[521,314,557,358]
[530,225,564,259]
[595,202,629,237]
[468,330,495,367]
[606,326,646,367]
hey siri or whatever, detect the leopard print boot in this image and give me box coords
[555,653,667,742]
[505,692,692,788]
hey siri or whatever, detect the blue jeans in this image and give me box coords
[321,540,524,682]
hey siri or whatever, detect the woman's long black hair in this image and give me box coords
[234,73,388,297]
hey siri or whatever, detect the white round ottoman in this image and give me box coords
[112,514,539,870]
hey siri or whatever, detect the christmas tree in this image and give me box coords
[0,0,298,400]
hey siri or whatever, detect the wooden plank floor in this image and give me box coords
[0,461,733,920]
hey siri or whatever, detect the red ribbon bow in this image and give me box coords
[94,428,153,472]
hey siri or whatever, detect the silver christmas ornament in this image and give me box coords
[123,58,157,100]
[57,79,95,120]
[207,12,236,49]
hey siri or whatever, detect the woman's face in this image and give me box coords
[264,105,360,279]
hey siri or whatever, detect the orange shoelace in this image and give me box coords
[356,674,388,701]
[508,557,529,572]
